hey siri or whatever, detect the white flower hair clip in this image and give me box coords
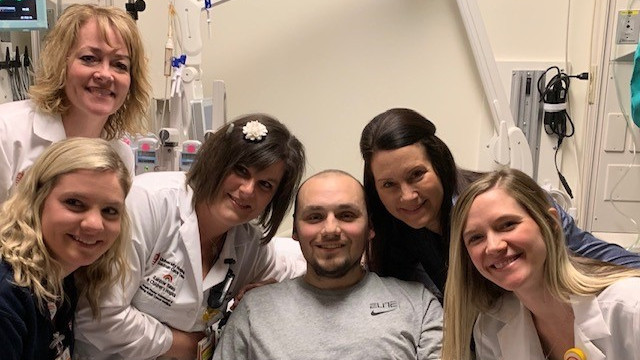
[242,120,268,141]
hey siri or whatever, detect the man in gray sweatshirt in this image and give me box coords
[213,169,443,360]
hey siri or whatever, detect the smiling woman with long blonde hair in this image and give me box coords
[0,137,131,359]
[443,168,640,360]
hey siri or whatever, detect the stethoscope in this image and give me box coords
[204,258,236,336]
[207,258,236,309]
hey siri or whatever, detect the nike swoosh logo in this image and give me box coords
[370,308,397,316]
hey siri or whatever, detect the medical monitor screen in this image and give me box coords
[0,0,48,31]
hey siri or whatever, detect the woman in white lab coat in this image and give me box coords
[75,114,306,360]
[0,4,151,203]
[442,168,640,360]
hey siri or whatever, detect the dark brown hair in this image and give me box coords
[187,114,305,243]
[359,108,457,286]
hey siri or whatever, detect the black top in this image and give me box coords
[0,260,77,360]
[413,228,448,293]
[377,219,448,303]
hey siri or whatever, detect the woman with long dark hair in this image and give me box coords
[360,108,640,300]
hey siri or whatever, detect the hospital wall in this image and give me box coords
[117,0,595,235]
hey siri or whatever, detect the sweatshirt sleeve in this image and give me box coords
[556,201,640,268]
[417,288,444,360]
[0,282,28,360]
[212,299,250,360]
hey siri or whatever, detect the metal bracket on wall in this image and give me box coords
[456,0,534,176]
[510,70,545,180]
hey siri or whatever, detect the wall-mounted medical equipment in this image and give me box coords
[0,0,48,105]
[2,46,32,101]
[137,0,229,172]
[180,140,201,171]
[582,1,640,248]
[630,10,640,127]
[0,44,32,102]
[510,70,546,180]
[456,0,533,177]
[158,127,180,172]
[135,137,159,175]
[189,79,226,143]
[0,0,48,31]
[456,0,590,207]
[167,0,228,145]
[125,0,146,21]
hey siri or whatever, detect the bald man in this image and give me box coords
[213,170,443,360]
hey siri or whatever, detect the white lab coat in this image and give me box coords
[473,277,640,360]
[0,99,134,203]
[74,172,304,360]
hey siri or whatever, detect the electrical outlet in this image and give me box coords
[617,10,640,44]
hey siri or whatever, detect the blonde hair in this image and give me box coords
[29,4,151,139]
[0,138,131,318]
[442,168,640,360]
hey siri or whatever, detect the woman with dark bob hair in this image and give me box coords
[360,108,640,300]
[75,114,306,360]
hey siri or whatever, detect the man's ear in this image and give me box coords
[367,219,375,241]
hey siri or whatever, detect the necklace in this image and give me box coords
[544,348,553,360]
[541,339,555,360]
[211,232,227,264]
[544,349,553,360]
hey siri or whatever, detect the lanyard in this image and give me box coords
[204,258,236,336]
[207,258,235,309]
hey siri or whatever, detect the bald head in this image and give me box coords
[292,169,374,289]
[293,170,367,222]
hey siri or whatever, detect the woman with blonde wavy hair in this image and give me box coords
[0,3,151,203]
[0,137,131,360]
[443,168,640,360]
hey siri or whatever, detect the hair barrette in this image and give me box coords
[242,121,268,141]
[225,123,235,136]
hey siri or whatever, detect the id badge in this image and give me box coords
[55,347,71,360]
[196,335,214,360]
[202,307,224,325]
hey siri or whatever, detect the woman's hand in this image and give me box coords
[163,327,206,360]
[230,278,277,310]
